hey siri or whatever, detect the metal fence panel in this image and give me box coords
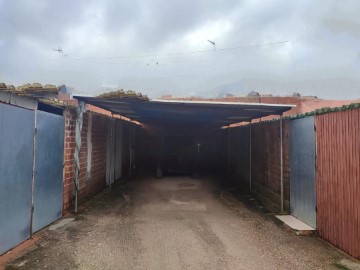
[106,118,115,185]
[290,116,316,228]
[32,111,65,232]
[316,108,360,259]
[114,120,122,179]
[0,103,34,254]
[122,122,130,177]
[129,125,136,175]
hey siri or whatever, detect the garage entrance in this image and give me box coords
[162,136,196,175]
[74,96,293,179]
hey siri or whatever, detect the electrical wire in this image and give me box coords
[70,41,289,61]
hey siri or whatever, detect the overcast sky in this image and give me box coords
[0,0,359,99]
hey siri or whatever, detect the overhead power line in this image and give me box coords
[71,41,289,61]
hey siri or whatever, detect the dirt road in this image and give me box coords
[6,177,344,269]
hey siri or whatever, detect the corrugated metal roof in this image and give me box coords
[74,94,295,127]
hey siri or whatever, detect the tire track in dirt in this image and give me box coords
[187,219,232,270]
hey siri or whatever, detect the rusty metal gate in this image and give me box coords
[290,116,316,228]
[0,103,35,254]
[32,111,64,232]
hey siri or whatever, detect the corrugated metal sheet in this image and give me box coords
[122,121,131,177]
[106,118,125,183]
[106,118,115,185]
[74,95,294,127]
[290,116,316,228]
[129,124,136,175]
[114,120,123,180]
[316,108,360,259]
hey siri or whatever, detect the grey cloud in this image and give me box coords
[101,0,240,50]
[0,0,91,45]
[322,0,360,38]
[324,19,360,38]
[0,0,359,99]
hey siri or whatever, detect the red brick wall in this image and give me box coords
[250,120,290,210]
[63,108,108,213]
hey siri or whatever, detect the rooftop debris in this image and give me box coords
[0,83,15,91]
[38,98,69,108]
[96,89,149,101]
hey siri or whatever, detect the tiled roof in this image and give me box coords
[0,83,59,98]
[0,83,15,91]
[1,83,142,124]
[300,99,360,113]
[0,82,73,110]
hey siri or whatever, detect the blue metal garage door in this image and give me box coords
[0,103,34,254]
[32,110,65,232]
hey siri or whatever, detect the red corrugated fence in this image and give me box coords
[316,108,360,259]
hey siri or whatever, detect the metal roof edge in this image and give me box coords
[151,98,296,108]
[72,94,94,98]
[228,102,360,128]
[286,102,360,120]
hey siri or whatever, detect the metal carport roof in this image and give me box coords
[74,96,294,127]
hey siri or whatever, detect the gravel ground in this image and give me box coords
[6,176,347,270]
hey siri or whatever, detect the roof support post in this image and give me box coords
[74,101,86,213]
[129,126,132,177]
[227,127,230,176]
[249,124,252,190]
[107,116,113,190]
[109,114,115,190]
[280,116,284,213]
[113,119,117,183]
[30,104,38,236]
